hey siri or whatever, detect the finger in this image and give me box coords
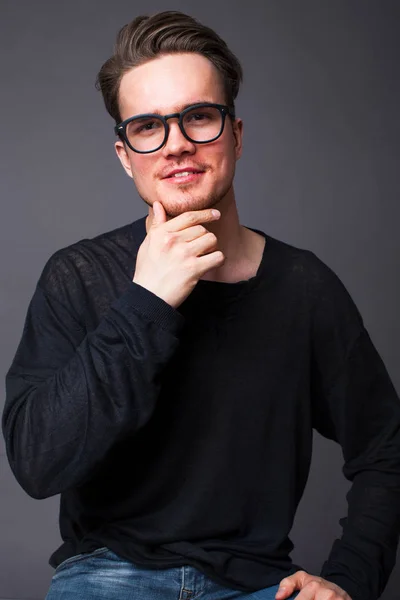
[179,224,209,242]
[276,572,311,599]
[151,201,167,227]
[275,588,295,599]
[166,209,220,232]
[290,581,323,600]
[276,580,297,599]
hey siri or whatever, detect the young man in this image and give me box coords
[3,10,400,600]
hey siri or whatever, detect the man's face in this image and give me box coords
[115,52,243,218]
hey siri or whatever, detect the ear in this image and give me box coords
[114,139,134,178]
[232,118,243,160]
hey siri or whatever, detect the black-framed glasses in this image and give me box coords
[114,102,236,154]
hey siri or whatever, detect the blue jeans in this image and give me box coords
[45,547,300,599]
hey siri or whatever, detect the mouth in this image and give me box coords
[163,170,205,184]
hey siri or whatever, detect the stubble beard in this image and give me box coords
[139,180,232,219]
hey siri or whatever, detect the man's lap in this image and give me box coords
[45,547,299,600]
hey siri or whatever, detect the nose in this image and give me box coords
[162,119,195,158]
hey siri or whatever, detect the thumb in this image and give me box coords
[275,572,303,599]
[151,200,167,227]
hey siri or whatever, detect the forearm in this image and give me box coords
[3,283,184,499]
[320,464,400,600]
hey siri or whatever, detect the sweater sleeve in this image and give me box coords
[309,257,400,600]
[2,252,185,500]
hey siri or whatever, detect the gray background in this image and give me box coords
[1,1,399,598]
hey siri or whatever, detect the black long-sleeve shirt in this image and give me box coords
[3,216,400,600]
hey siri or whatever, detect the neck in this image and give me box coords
[197,192,247,281]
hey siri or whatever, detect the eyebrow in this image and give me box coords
[145,100,214,116]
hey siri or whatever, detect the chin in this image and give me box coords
[143,191,221,218]
[170,198,220,218]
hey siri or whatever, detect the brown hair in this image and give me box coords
[95,10,243,125]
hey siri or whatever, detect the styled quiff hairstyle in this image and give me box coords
[95,10,243,125]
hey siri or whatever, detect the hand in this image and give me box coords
[276,571,352,600]
[133,200,225,309]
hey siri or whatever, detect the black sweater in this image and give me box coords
[3,216,400,600]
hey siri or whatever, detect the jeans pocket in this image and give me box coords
[54,546,109,574]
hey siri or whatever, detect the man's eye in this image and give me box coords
[188,113,209,121]
[134,120,161,134]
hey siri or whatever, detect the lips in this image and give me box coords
[163,171,205,184]
[163,168,204,179]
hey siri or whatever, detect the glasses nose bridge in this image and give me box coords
[163,111,188,142]
[164,111,181,124]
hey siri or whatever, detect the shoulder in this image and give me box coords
[37,220,138,299]
[263,232,364,328]
[262,232,341,290]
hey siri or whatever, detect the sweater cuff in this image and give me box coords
[113,281,185,335]
[320,570,363,600]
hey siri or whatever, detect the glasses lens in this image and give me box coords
[126,116,165,152]
[182,106,223,142]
